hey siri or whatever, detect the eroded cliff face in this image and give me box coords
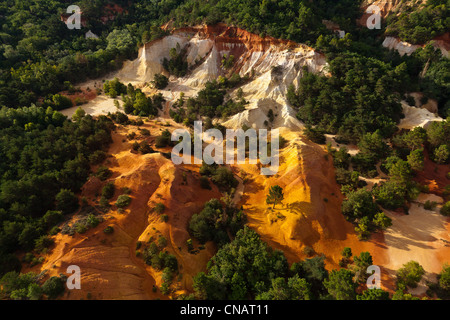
[237,129,375,269]
[117,24,327,130]
[359,0,449,57]
[360,0,427,19]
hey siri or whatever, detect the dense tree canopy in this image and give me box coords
[0,106,113,275]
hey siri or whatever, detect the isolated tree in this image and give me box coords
[266,185,284,209]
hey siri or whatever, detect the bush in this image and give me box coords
[103,226,114,234]
[211,167,238,192]
[160,214,169,222]
[441,201,450,216]
[373,181,407,210]
[341,247,352,259]
[55,189,79,214]
[433,145,450,164]
[140,128,150,136]
[42,276,65,299]
[42,210,63,229]
[155,130,172,148]
[102,182,115,199]
[99,196,110,210]
[155,203,165,214]
[397,261,425,289]
[75,223,87,234]
[341,189,378,221]
[116,195,131,208]
[89,150,107,165]
[138,142,155,154]
[104,78,126,98]
[303,125,326,144]
[423,200,437,211]
[152,73,169,89]
[439,264,450,292]
[200,176,211,189]
[158,236,168,248]
[34,235,54,252]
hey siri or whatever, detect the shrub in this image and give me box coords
[158,236,167,248]
[95,166,112,181]
[303,125,326,144]
[49,226,61,236]
[152,73,169,89]
[102,182,115,199]
[439,264,450,291]
[160,214,169,222]
[303,246,314,257]
[423,200,437,210]
[34,236,54,252]
[138,142,155,154]
[155,203,165,214]
[103,226,114,234]
[116,195,131,208]
[200,176,211,189]
[42,276,65,299]
[373,181,407,210]
[89,150,107,165]
[75,223,87,234]
[87,214,100,228]
[155,130,172,148]
[341,247,352,259]
[211,167,238,192]
[99,196,110,210]
[42,210,63,229]
[140,128,150,136]
[397,261,425,289]
[441,201,450,216]
[433,145,450,164]
[132,141,140,151]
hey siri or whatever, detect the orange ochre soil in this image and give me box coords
[22,120,450,299]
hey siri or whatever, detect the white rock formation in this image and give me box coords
[398,101,443,130]
[114,27,328,131]
[383,36,449,58]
